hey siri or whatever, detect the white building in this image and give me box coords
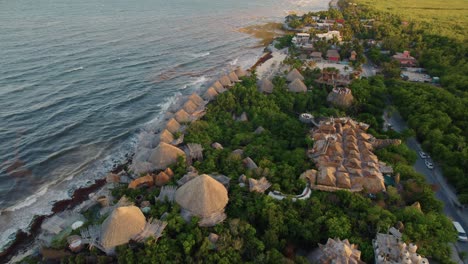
[316,30,342,42]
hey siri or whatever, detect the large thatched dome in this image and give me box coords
[100,206,146,251]
[149,142,186,170]
[175,174,228,218]
[286,68,304,82]
[259,78,273,93]
[288,79,307,93]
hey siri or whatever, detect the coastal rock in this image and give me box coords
[243,157,258,169]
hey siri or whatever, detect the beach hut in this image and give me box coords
[212,81,224,92]
[228,72,240,82]
[183,99,198,114]
[203,87,219,101]
[288,79,307,93]
[159,129,174,144]
[149,142,186,170]
[188,93,204,106]
[100,206,146,254]
[234,67,248,78]
[174,109,191,123]
[166,118,181,134]
[327,88,354,108]
[175,174,228,226]
[286,68,304,82]
[219,75,232,87]
[259,78,274,93]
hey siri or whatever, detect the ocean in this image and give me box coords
[0,0,329,251]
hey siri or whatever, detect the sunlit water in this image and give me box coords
[0,0,329,251]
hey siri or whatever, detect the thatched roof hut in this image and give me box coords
[288,79,307,93]
[213,81,224,91]
[188,93,204,106]
[159,129,174,144]
[100,206,146,253]
[234,67,248,78]
[228,72,240,82]
[175,174,228,218]
[219,75,232,87]
[286,68,304,82]
[154,171,171,187]
[183,99,198,114]
[327,88,354,108]
[174,109,191,124]
[203,87,219,101]
[259,78,274,93]
[316,238,364,264]
[149,142,186,170]
[166,118,181,134]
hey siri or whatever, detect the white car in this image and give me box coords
[419,151,427,159]
[425,160,434,169]
[453,221,468,242]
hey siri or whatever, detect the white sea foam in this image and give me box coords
[190,52,210,58]
[181,76,208,90]
[229,57,239,66]
[65,66,84,73]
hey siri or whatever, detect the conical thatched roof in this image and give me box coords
[213,81,223,91]
[183,99,198,114]
[166,118,181,134]
[288,79,307,93]
[155,171,171,187]
[188,93,204,106]
[228,72,239,82]
[175,109,191,123]
[100,206,146,251]
[159,129,174,144]
[219,75,232,87]
[234,67,247,78]
[259,78,273,93]
[286,68,304,82]
[327,89,354,108]
[175,174,228,218]
[203,87,219,101]
[149,142,186,170]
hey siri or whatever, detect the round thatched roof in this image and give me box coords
[286,68,304,82]
[100,206,146,251]
[288,79,307,93]
[155,171,170,186]
[234,67,247,78]
[166,118,181,134]
[159,129,174,144]
[219,75,232,87]
[149,142,186,170]
[175,174,228,218]
[327,88,354,108]
[259,78,273,93]
[228,72,239,82]
[175,109,191,123]
[183,99,198,114]
[188,93,204,106]
[203,87,219,101]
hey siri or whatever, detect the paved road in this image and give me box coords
[386,110,468,260]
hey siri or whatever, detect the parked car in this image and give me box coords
[425,160,434,169]
[453,221,468,242]
[419,151,427,159]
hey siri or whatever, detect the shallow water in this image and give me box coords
[0,0,329,251]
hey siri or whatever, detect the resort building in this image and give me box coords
[393,51,417,67]
[327,87,354,108]
[316,30,342,42]
[327,49,340,62]
[313,238,364,263]
[373,228,429,264]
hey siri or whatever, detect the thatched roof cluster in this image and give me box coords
[149,142,186,170]
[373,231,429,263]
[327,87,354,108]
[286,68,304,82]
[288,79,307,93]
[249,177,271,193]
[308,117,392,193]
[259,78,274,94]
[316,238,364,264]
[175,174,228,226]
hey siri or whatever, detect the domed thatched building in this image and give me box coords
[203,87,219,101]
[188,93,204,106]
[234,67,248,78]
[149,142,186,170]
[286,68,304,82]
[228,71,239,82]
[100,206,146,254]
[175,174,228,227]
[174,109,191,123]
[159,129,174,144]
[259,78,273,94]
[183,99,198,114]
[288,79,307,93]
[166,118,181,134]
[219,75,232,87]
[327,87,354,108]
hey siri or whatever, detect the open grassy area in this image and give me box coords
[354,0,468,40]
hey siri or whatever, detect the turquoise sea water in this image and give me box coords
[0,0,329,250]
